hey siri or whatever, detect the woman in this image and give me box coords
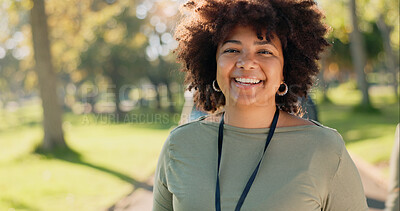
[153,0,368,210]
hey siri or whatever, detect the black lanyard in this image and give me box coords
[215,107,280,211]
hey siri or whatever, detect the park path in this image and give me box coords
[108,153,389,211]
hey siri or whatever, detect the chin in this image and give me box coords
[226,97,274,108]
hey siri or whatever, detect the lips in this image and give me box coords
[231,76,265,91]
[234,77,263,85]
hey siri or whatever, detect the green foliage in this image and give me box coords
[318,0,399,76]
[327,37,352,67]
[79,6,148,83]
[363,22,384,61]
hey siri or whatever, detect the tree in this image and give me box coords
[30,0,66,150]
[349,0,371,108]
[0,1,36,109]
[377,15,398,97]
[146,57,179,112]
[79,5,148,118]
[79,0,182,116]
[137,0,182,111]
[319,0,399,108]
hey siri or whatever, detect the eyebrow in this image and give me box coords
[222,39,277,48]
[222,40,241,45]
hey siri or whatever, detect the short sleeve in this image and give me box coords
[324,143,368,211]
[153,139,173,211]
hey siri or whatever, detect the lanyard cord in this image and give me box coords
[215,107,280,211]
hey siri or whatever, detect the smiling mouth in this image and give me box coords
[234,77,263,85]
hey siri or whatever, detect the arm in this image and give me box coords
[153,140,173,211]
[153,179,173,211]
[324,144,369,211]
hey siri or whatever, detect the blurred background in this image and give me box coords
[0,0,398,210]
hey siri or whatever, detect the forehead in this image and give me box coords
[225,26,258,39]
[221,25,281,47]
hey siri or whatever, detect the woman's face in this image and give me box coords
[216,25,285,108]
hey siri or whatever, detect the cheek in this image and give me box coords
[274,68,284,82]
[216,58,232,83]
[263,59,284,79]
[216,58,229,73]
[261,60,284,91]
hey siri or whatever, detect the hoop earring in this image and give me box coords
[277,82,288,96]
[212,80,221,92]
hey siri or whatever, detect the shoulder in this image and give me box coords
[166,116,219,145]
[278,111,315,127]
[167,121,200,142]
[304,121,346,158]
[297,122,349,182]
[169,115,211,136]
[169,112,222,134]
[279,112,345,154]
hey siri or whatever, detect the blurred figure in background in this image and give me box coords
[179,90,208,124]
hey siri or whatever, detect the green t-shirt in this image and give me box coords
[153,117,368,211]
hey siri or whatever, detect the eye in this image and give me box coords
[223,49,239,54]
[258,50,273,55]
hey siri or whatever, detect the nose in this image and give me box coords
[236,53,258,70]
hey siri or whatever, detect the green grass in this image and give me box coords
[0,116,172,211]
[313,82,399,165]
[0,82,398,210]
[318,103,398,164]
[0,102,42,131]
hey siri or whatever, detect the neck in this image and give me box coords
[224,104,277,129]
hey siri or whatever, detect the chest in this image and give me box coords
[166,137,327,211]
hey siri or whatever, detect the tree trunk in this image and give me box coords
[109,60,126,120]
[377,15,398,98]
[30,0,66,150]
[318,51,330,103]
[154,84,162,110]
[166,82,175,112]
[349,0,371,107]
[146,72,162,110]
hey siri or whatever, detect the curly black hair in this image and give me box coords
[174,0,330,114]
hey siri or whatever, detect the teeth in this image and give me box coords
[235,78,261,84]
